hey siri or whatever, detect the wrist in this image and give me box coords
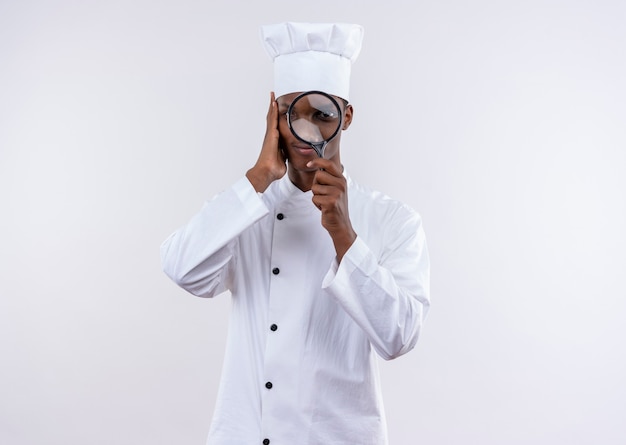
[246,166,275,193]
[331,227,357,263]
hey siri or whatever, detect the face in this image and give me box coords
[276,92,353,173]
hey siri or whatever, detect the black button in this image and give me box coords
[272,268,280,275]
[276,213,284,220]
[263,439,270,445]
[265,381,273,389]
[270,324,278,331]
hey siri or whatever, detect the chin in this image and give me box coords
[286,156,314,172]
[288,159,312,171]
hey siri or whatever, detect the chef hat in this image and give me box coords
[260,22,364,101]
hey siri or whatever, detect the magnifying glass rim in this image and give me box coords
[286,90,343,150]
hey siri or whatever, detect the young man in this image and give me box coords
[161,22,430,445]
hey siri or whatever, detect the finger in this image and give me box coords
[270,91,277,125]
[266,92,272,119]
[312,194,339,211]
[311,182,336,197]
[267,91,278,127]
[311,195,325,211]
[306,158,342,177]
[312,170,345,191]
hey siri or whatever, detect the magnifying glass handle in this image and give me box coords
[311,142,326,158]
[314,145,326,171]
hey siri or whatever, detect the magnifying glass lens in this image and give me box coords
[288,92,342,157]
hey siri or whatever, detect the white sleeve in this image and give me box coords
[160,176,269,298]
[322,213,430,360]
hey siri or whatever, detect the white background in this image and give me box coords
[1,1,625,444]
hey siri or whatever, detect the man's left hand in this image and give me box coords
[307,158,357,262]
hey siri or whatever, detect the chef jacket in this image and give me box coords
[161,171,430,445]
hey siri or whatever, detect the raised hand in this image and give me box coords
[246,92,287,192]
[307,157,357,262]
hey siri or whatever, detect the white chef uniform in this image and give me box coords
[161,170,430,445]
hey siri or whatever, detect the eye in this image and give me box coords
[315,109,338,121]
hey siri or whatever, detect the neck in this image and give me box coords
[288,167,316,192]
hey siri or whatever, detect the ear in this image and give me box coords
[342,104,354,130]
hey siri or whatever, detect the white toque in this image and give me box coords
[260,22,364,101]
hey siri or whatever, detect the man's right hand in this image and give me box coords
[246,92,287,193]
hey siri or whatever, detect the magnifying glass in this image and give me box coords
[287,91,343,158]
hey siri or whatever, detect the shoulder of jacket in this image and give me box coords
[348,177,421,224]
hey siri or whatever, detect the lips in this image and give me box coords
[292,144,315,156]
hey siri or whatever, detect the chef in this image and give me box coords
[161,21,430,445]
